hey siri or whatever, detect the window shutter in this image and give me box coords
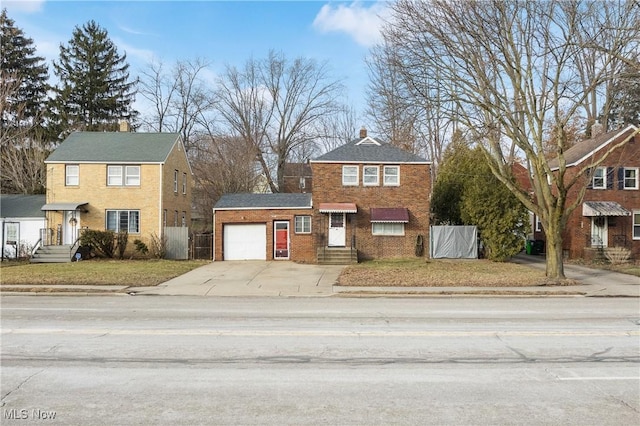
[586,168,593,189]
[617,167,625,190]
[607,167,614,189]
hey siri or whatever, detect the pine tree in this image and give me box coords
[0,8,49,129]
[51,20,137,134]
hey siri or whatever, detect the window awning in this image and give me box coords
[41,202,88,212]
[582,201,631,217]
[370,207,409,223]
[318,203,357,213]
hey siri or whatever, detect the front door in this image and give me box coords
[63,210,80,245]
[591,216,608,247]
[328,213,346,247]
[274,221,289,259]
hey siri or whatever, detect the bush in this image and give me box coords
[116,232,128,259]
[604,247,631,265]
[149,232,167,259]
[133,239,149,256]
[79,230,116,258]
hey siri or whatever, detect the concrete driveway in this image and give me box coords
[133,261,345,297]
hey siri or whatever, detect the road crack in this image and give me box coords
[1,369,44,406]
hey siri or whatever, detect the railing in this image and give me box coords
[31,237,42,257]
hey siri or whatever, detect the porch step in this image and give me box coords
[30,245,74,263]
[317,247,358,265]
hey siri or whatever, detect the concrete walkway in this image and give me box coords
[131,261,344,297]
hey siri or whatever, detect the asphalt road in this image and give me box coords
[1,296,639,425]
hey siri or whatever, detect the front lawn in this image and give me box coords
[0,259,207,287]
[337,258,558,287]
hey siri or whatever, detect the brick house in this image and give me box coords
[213,129,432,263]
[535,124,639,260]
[282,162,312,193]
[41,127,192,257]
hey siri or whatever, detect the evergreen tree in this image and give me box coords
[51,20,137,134]
[0,8,49,129]
[606,62,640,129]
[431,140,528,261]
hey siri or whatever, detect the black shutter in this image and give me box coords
[586,167,593,189]
[607,167,614,189]
[618,167,625,190]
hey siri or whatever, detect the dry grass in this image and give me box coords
[0,259,207,287]
[337,258,569,287]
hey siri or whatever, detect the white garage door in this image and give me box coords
[223,224,267,260]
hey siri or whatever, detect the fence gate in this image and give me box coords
[191,233,213,260]
[164,227,189,260]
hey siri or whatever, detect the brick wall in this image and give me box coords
[310,162,431,260]
[536,133,640,260]
[213,208,315,262]
[45,140,192,248]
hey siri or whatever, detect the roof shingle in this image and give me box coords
[214,193,312,210]
[311,137,429,163]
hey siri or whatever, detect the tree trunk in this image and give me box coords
[544,219,565,281]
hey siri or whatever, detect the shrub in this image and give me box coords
[149,232,167,259]
[79,230,116,258]
[133,239,149,256]
[604,247,631,265]
[116,232,128,259]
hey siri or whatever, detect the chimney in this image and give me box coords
[591,121,604,138]
[359,127,367,138]
[119,120,131,132]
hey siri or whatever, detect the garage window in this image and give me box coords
[295,216,312,234]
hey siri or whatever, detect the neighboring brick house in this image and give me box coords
[213,129,432,263]
[41,128,192,255]
[282,162,312,193]
[535,124,639,260]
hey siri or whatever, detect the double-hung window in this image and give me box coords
[174,170,179,193]
[592,166,606,189]
[342,166,358,186]
[383,166,399,186]
[295,216,312,234]
[108,165,140,186]
[624,168,638,190]
[106,210,140,233]
[182,172,187,194]
[363,166,379,186]
[65,165,79,186]
[634,211,640,240]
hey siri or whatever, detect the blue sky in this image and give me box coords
[4,0,391,119]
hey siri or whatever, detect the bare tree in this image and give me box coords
[383,0,640,280]
[313,103,359,154]
[214,50,343,192]
[138,58,216,152]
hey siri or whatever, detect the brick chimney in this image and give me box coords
[591,121,604,137]
[359,127,367,138]
[119,120,131,132]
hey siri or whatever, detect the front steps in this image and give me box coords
[31,245,74,263]
[317,247,358,265]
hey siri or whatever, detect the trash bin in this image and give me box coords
[525,240,533,255]
[533,240,545,255]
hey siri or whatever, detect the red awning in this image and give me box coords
[370,208,409,223]
[318,203,357,213]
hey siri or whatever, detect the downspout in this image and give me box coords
[159,164,163,237]
[212,209,216,262]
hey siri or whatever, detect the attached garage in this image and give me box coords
[223,224,267,260]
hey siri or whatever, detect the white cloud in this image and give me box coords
[3,0,46,13]
[313,1,389,47]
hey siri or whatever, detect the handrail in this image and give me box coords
[31,238,42,257]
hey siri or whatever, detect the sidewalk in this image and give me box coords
[1,255,637,297]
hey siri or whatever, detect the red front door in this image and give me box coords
[274,221,289,259]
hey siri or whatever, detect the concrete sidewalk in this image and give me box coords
[2,255,637,297]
